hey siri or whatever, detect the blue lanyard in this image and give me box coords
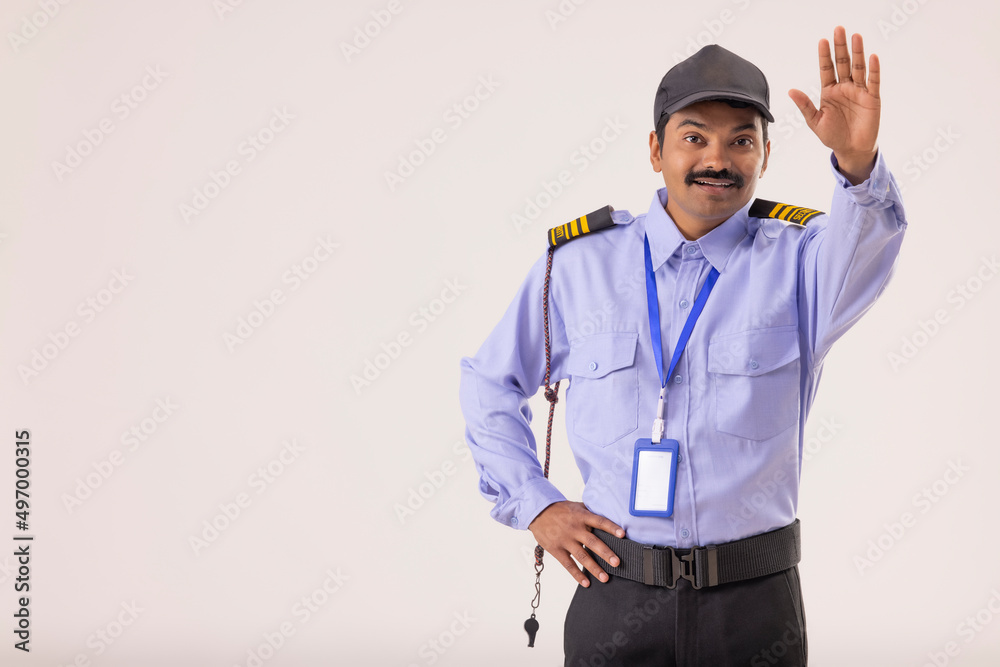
[644,235,719,441]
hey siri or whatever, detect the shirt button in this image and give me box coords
[674,375,682,384]
[677,453,683,462]
[686,246,697,255]
[749,360,759,370]
[589,361,598,371]
[679,299,690,309]
[511,517,518,526]
[680,528,690,539]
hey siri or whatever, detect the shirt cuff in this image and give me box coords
[829,150,901,209]
[491,477,567,530]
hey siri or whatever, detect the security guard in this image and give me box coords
[460,27,905,665]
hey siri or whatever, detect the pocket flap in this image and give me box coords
[708,326,800,377]
[567,332,639,379]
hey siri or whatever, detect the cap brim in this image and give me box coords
[664,90,775,123]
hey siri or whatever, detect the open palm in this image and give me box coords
[789,27,880,182]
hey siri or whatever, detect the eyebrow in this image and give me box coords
[677,119,708,130]
[676,119,760,134]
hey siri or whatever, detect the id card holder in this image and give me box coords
[629,438,678,517]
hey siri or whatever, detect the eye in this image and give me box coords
[734,137,753,146]
[683,135,702,144]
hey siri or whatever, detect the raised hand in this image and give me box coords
[789,26,880,184]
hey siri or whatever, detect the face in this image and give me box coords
[648,100,770,240]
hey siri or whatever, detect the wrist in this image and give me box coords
[527,499,565,531]
[834,148,878,186]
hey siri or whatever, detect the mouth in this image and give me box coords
[691,178,736,190]
[685,170,744,192]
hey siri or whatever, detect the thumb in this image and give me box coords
[788,88,818,127]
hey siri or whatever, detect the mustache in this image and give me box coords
[685,168,745,188]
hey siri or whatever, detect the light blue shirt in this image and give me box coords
[459,152,906,547]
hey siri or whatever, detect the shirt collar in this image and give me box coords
[640,187,750,273]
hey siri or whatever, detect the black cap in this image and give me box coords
[653,45,774,127]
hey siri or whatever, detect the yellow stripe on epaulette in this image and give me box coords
[548,205,615,248]
[749,198,824,225]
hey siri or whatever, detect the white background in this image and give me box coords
[1,0,997,665]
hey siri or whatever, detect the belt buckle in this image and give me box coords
[667,548,700,589]
[667,547,719,589]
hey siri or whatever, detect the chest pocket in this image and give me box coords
[708,326,801,441]
[566,332,639,447]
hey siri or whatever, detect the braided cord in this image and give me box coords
[531,246,560,612]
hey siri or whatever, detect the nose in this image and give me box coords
[701,142,732,172]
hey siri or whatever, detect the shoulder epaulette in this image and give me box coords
[547,205,615,248]
[749,199,825,225]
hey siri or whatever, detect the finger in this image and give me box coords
[588,513,626,540]
[817,37,836,88]
[581,530,620,569]
[571,545,610,584]
[851,33,866,86]
[868,53,880,100]
[788,89,818,126]
[554,549,590,587]
[833,25,851,83]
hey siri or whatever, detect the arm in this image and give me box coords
[459,253,567,529]
[789,27,907,363]
[459,252,623,586]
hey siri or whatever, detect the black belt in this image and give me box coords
[591,520,800,589]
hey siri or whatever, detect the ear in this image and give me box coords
[648,131,662,173]
[760,139,771,178]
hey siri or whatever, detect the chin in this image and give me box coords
[697,201,743,221]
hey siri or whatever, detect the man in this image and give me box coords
[460,27,905,665]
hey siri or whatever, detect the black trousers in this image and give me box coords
[564,565,807,666]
